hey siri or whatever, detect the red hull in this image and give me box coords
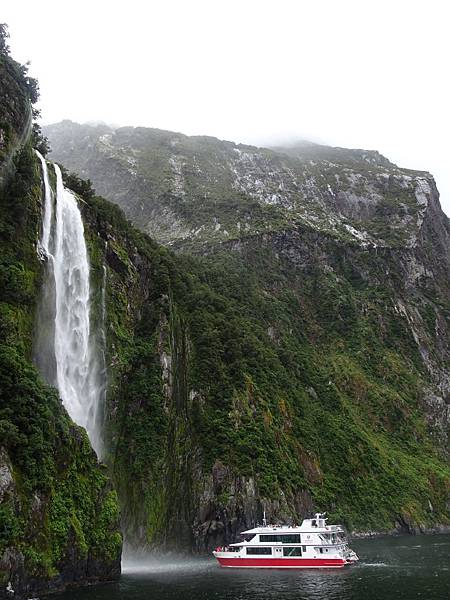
[216,557,346,569]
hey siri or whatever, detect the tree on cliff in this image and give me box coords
[0,23,10,56]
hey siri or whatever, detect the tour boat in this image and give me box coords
[213,513,359,569]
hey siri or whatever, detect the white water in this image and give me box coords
[36,156,104,457]
[35,149,53,256]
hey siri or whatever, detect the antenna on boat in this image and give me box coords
[263,509,267,527]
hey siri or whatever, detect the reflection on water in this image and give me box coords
[57,535,450,600]
[121,562,352,600]
[121,556,212,574]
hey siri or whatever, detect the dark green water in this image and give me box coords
[58,535,450,600]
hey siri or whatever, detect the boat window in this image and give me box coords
[302,546,307,552]
[312,520,317,527]
[283,546,302,557]
[243,534,255,542]
[246,547,272,555]
[260,534,301,543]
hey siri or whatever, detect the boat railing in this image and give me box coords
[318,534,333,545]
[214,545,240,553]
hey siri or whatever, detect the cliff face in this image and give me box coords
[5,100,450,554]
[0,45,32,188]
[0,145,122,599]
[44,121,450,550]
[0,43,121,599]
[71,167,450,551]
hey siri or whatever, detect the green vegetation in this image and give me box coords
[177,246,448,531]
[0,23,40,169]
[0,140,120,588]
[73,175,450,547]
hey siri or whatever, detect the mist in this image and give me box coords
[3,0,449,214]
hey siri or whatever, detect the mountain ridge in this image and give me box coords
[44,120,446,253]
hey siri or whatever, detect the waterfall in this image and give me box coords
[35,149,53,256]
[35,155,105,457]
[34,150,57,384]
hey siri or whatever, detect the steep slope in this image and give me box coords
[57,181,448,552]
[0,27,32,188]
[79,195,450,551]
[0,33,121,599]
[45,121,450,550]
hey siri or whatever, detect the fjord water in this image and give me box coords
[35,156,104,456]
[56,535,449,600]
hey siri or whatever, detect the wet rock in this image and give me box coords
[0,449,14,502]
[105,245,129,275]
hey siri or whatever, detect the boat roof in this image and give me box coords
[240,519,344,535]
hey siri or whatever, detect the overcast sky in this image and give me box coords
[3,0,449,214]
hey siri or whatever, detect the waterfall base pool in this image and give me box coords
[55,534,450,600]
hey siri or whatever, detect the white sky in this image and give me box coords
[3,0,449,214]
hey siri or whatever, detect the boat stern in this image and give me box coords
[345,549,359,564]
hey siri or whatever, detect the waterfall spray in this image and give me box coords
[35,155,105,457]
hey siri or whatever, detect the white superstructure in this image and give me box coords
[213,513,359,569]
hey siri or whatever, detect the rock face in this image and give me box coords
[63,125,450,552]
[10,113,450,552]
[0,44,32,188]
[44,121,445,253]
[0,445,121,600]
